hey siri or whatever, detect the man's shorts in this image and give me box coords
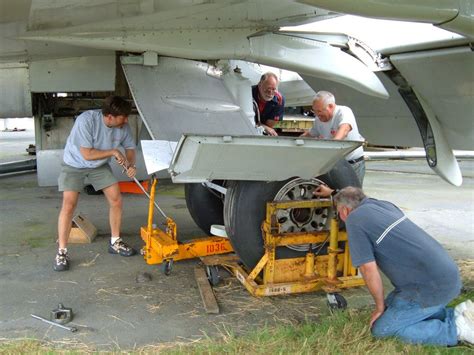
[58,164,117,192]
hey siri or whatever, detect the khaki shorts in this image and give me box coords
[58,164,117,192]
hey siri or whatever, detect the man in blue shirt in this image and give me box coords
[54,96,137,271]
[252,72,285,136]
[315,185,473,346]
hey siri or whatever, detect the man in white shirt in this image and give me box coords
[301,91,365,185]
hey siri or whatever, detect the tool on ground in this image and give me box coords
[200,199,365,308]
[31,314,77,332]
[50,303,73,324]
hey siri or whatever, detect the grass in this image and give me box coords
[170,306,474,355]
[1,298,473,354]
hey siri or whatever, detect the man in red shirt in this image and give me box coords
[252,72,285,136]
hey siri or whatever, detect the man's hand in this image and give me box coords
[113,149,127,165]
[313,185,333,198]
[369,308,384,328]
[264,126,278,136]
[125,165,136,179]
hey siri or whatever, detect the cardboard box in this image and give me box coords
[68,214,97,243]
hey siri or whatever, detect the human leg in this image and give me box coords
[54,191,80,271]
[88,164,135,256]
[102,183,122,238]
[372,295,458,345]
[102,183,136,256]
[87,165,121,237]
[57,191,80,249]
[56,166,85,271]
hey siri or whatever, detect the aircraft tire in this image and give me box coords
[223,159,360,269]
[185,182,225,234]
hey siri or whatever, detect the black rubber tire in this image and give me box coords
[327,293,348,311]
[185,182,225,234]
[224,159,360,269]
[206,265,220,286]
[317,159,362,189]
[162,259,173,276]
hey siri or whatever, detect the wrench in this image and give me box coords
[31,314,77,332]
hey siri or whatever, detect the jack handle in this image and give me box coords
[117,160,168,220]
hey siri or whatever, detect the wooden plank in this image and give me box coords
[69,214,97,243]
[194,266,219,314]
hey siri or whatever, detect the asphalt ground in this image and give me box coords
[0,130,35,164]
[0,160,473,349]
[0,131,472,349]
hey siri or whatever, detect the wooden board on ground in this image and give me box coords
[68,214,97,243]
[194,266,219,314]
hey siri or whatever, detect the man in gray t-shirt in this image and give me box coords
[314,185,473,346]
[54,96,137,271]
[301,91,365,185]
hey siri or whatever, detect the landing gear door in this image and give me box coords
[169,134,362,183]
[121,56,257,142]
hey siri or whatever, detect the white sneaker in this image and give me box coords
[456,310,474,344]
[455,300,473,317]
[464,308,474,324]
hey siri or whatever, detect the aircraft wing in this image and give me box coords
[0,0,472,186]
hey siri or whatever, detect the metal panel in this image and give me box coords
[122,57,257,141]
[29,55,115,92]
[390,46,474,150]
[0,64,32,118]
[169,134,361,183]
[37,149,64,186]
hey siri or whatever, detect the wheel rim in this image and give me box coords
[273,178,329,252]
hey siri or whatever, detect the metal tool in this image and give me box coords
[50,303,73,324]
[118,161,168,219]
[31,314,77,332]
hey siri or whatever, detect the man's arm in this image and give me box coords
[359,261,385,327]
[260,123,278,136]
[300,130,313,137]
[124,148,136,178]
[80,147,126,164]
[332,123,352,140]
[125,149,135,166]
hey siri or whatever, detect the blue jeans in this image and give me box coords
[372,291,458,345]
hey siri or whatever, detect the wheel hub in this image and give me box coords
[273,178,329,251]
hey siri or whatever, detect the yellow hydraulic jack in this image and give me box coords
[201,199,365,309]
[140,177,233,275]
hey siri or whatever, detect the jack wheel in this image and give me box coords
[205,265,220,286]
[162,259,173,276]
[327,293,347,311]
